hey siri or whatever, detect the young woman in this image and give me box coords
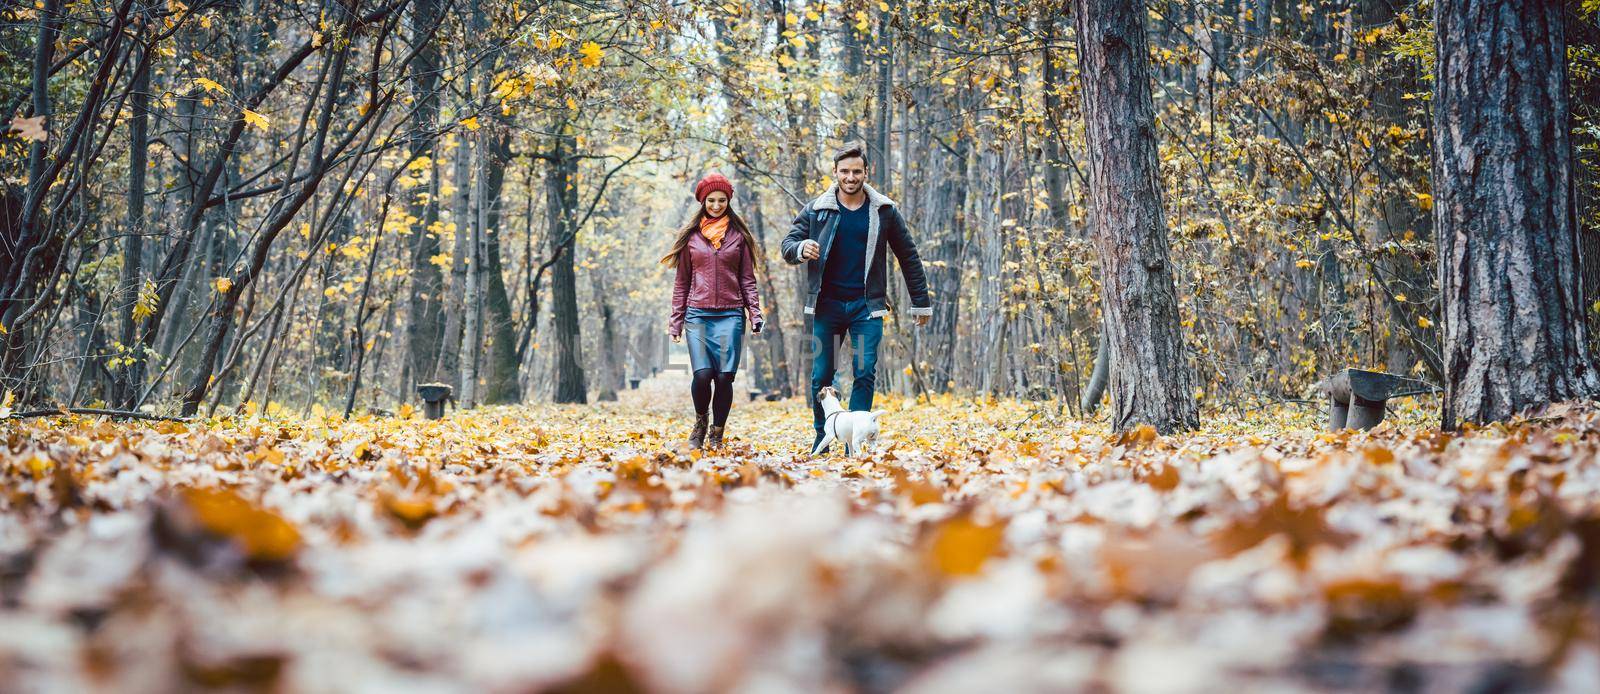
[663,173,765,450]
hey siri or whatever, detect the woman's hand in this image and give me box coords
[670,331,682,343]
[752,319,764,334]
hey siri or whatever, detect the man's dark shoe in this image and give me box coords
[688,414,708,450]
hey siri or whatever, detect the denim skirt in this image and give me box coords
[685,307,744,373]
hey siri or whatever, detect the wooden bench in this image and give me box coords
[1317,368,1438,430]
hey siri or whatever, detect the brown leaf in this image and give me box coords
[9,115,45,142]
[1210,495,1351,566]
[889,465,944,505]
[1322,577,1417,639]
[1136,462,1181,491]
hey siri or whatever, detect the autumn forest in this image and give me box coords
[4,0,1600,691]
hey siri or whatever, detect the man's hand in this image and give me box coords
[799,239,821,260]
[670,331,682,343]
[915,314,930,327]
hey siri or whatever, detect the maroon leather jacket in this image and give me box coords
[669,227,763,337]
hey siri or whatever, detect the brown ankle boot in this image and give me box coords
[687,414,708,450]
[706,425,725,449]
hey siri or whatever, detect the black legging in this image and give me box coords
[691,368,737,426]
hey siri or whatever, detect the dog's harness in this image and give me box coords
[823,410,843,438]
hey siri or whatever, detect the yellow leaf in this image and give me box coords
[132,279,159,324]
[460,116,480,131]
[925,512,1006,576]
[182,487,301,562]
[579,41,603,68]
[1417,316,1433,329]
[1414,192,1433,211]
[242,108,270,131]
[193,76,227,95]
[212,277,233,294]
[380,492,438,530]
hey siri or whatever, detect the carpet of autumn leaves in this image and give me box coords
[4,378,1600,692]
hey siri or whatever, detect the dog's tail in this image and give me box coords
[868,410,886,420]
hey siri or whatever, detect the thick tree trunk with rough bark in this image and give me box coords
[1432,0,1600,427]
[1074,0,1198,433]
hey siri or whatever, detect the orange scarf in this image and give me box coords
[700,214,729,249]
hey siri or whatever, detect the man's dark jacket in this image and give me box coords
[781,183,933,319]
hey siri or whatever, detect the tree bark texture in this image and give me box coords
[1432,0,1600,427]
[1074,0,1199,433]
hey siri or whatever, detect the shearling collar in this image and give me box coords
[810,182,896,212]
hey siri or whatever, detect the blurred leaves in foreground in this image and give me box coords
[3,386,1600,691]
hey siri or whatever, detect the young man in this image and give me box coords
[781,144,932,452]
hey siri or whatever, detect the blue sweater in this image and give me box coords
[820,199,869,299]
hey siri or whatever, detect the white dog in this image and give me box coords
[812,386,886,456]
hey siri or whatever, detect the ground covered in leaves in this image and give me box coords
[4,379,1600,692]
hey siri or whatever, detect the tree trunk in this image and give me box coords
[749,204,792,398]
[461,143,484,407]
[874,6,893,189]
[1075,0,1198,433]
[591,260,620,402]
[438,128,472,386]
[1082,324,1110,413]
[1432,0,1600,427]
[481,131,521,405]
[0,0,64,394]
[405,0,445,387]
[547,125,587,404]
[115,12,151,408]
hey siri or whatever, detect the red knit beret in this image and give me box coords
[694,173,734,203]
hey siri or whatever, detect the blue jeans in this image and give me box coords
[810,296,883,438]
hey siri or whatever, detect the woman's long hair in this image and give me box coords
[659,202,765,273]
